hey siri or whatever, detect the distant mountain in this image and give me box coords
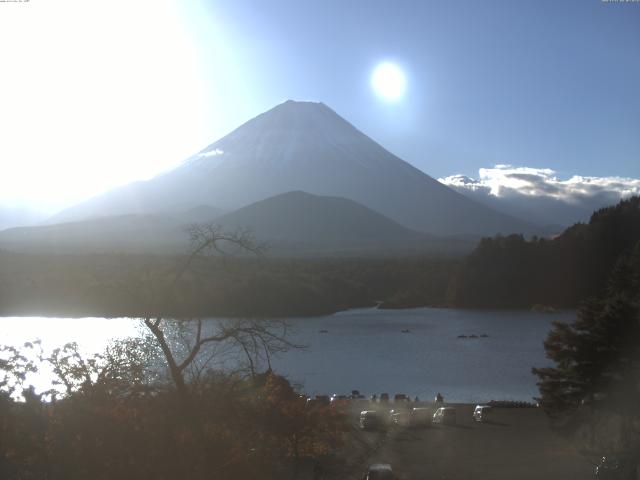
[0,214,186,253]
[52,100,535,236]
[0,204,225,254]
[0,206,48,230]
[0,192,473,256]
[215,191,470,255]
[181,205,225,224]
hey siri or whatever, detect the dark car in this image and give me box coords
[359,410,382,430]
[595,456,638,480]
[313,394,330,405]
[329,393,349,407]
[379,393,389,404]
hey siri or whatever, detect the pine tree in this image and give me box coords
[533,242,640,428]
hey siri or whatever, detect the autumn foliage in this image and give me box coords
[0,361,347,479]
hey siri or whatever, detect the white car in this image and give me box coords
[409,407,433,427]
[432,407,457,425]
[363,463,394,480]
[473,405,493,422]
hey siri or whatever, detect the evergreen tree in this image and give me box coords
[533,242,640,438]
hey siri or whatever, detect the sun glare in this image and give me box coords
[371,62,407,102]
[0,0,206,209]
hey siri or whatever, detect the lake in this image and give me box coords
[0,307,575,402]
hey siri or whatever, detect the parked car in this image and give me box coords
[387,408,406,420]
[360,410,382,430]
[410,407,433,427]
[330,394,349,405]
[473,405,493,422]
[595,455,638,480]
[433,407,457,425]
[306,395,330,407]
[362,463,394,480]
[390,411,410,427]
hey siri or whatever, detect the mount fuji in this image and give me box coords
[51,100,533,236]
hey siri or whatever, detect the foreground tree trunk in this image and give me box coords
[142,223,299,401]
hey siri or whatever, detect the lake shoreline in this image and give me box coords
[0,303,573,321]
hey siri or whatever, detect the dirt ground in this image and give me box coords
[321,402,594,480]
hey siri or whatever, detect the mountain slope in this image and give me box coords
[215,191,462,254]
[0,214,186,253]
[1,192,473,256]
[52,100,534,236]
[0,206,48,230]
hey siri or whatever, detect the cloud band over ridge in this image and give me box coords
[439,165,640,228]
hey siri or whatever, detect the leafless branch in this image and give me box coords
[138,222,304,399]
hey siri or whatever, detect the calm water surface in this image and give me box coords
[0,307,575,402]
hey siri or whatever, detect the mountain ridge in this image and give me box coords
[0,191,473,256]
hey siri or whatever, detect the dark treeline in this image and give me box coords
[533,240,640,454]
[0,253,456,318]
[449,196,640,308]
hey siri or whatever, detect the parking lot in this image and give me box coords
[324,401,593,480]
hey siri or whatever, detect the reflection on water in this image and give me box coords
[0,317,143,395]
[0,316,142,349]
[0,308,575,402]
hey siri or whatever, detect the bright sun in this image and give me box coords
[371,62,407,101]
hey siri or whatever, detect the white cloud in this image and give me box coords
[439,165,640,227]
[199,149,224,157]
[440,165,640,203]
[438,174,490,191]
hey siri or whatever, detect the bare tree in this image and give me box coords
[142,223,299,400]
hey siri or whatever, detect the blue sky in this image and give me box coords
[0,0,638,212]
[183,0,640,179]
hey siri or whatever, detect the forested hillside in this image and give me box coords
[449,196,640,308]
[0,253,454,318]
